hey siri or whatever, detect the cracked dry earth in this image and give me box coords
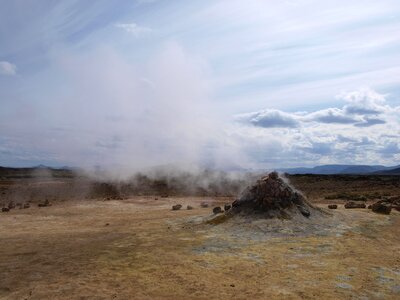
[0,197,399,299]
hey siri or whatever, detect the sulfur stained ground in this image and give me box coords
[0,196,399,300]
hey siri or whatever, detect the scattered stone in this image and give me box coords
[297,205,310,217]
[328,204,338,209]
[224,204,231,211]
[2,207,10,212]
[200,202,209,208]
[371,202,391,215]
[213,207,223,214]
[187,205,193,210]
[344,201,366,209]
[154,197,158,200]
[105,223,110,226]
[38,199,51,208]
[23,203,30,209]
[7,201,15,209]
[230,284,235,287]
[161,194,169,198]
[172,204,182,211]
[336,282,353,290]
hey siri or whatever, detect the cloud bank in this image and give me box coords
[237,88,392,128]
[234,88,400,168]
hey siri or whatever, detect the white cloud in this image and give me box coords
[340,87,387,115]
[236,109,299,128]
[232,87,400,168]
[0,61,16,75]
[238,88,395,128]
[115,22,153,37]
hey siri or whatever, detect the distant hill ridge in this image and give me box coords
[0,165,75,178]
[279,164,400,175]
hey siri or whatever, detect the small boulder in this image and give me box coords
[328,204,338,209]
[38,199,52,208]
[224,204,231,211]
[297,205,310,217]
[213,206,223,214]
[172,204,182,211]
[23,203,30,209]
[371,202,391,215]
[2,207,10,212]
[344,201,366,209]
[187,205,193,210]
[200,202,209,208]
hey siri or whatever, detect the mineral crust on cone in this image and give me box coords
[229,172,315,219]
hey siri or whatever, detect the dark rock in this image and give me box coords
[187,205,193,210]
[344,201,366,209]
[172,204,182,211]
[200,202,209,208]
[371,202,391,215]
[23,203,30,209]
[231,200,240,208]
[328,204,338,209]
[213,207,223,214]
[230,172,316,218]
[297,205,310,217]
[8,201,15,209]
[2,207,10,212]
[224,204,231,211]
[38,199,51,207]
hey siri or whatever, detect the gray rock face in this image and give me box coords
[230,172,314,218]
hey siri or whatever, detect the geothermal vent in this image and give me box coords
[227,172,316,219]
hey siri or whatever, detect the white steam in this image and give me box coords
[5,41,245,175]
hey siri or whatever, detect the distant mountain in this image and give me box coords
[372,167,400,175]
[279,164,400,175]
[0,166,76,178]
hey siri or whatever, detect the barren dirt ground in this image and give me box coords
[0,196,399,300]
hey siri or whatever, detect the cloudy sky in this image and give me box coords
[0,0,399,171]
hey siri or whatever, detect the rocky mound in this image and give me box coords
[223,172,320,219]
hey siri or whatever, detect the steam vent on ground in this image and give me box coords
[228,172,316,219]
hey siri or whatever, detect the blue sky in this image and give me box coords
[0,0,399,170]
